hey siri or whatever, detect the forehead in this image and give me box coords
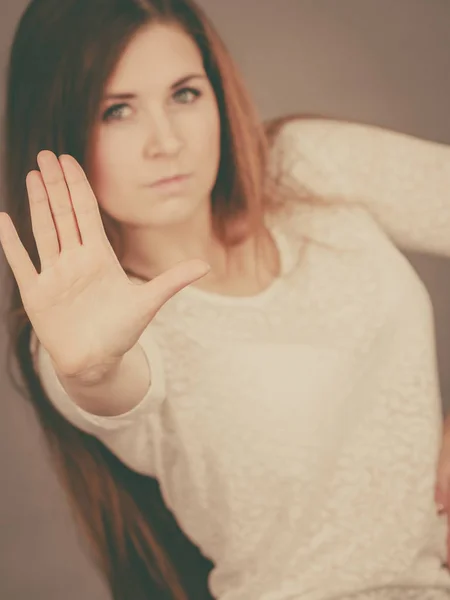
[106,23,205,91]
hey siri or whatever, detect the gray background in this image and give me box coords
[1,1,449,598]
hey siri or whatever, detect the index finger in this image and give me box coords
[59,154,109,246]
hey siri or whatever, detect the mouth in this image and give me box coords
[148,173,191,187]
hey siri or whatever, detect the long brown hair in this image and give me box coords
[1,0,322,598]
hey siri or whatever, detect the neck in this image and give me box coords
[119,216,279,294]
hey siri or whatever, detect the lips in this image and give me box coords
[149,174,190,187]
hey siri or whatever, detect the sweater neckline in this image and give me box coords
[175,223,293,306]
[127,222,295,307]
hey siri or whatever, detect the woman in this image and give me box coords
[1,0,450,598]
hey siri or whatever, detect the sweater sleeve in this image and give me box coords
[274,117,450,257]
[29,328,166,476]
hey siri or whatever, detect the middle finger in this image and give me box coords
[37,150,81,252]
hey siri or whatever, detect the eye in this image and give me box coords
[102,103,131,122]
[173,87,201,104]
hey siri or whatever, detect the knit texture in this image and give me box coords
[31,118,450,599]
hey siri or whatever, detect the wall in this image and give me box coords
[0,1,449,598]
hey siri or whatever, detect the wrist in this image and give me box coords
[55,353,125,387]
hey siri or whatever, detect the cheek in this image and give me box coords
[87,133,137,209]
[89,133,135,184]
[186,105,221,182]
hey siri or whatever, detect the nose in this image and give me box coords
[143,111,183,158]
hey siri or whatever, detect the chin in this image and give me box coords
[143,196,207,228]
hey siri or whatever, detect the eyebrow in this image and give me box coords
[103,73,207,101]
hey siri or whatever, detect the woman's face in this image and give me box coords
[87,23,222,231]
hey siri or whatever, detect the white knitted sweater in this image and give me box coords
[31,118,450,599]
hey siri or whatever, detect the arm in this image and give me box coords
[275,117,450,257]
[30,328,166,476]
[54,341,153,417]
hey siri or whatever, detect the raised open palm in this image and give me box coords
[0,151,210,379]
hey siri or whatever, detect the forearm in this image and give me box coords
[54,342,151,417]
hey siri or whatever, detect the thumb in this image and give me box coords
[135,258,211,312]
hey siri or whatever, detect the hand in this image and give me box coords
[435,417,450,567]
[0,151,210,379]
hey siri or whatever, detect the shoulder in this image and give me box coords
[267,116,374,199]
[269,115,363,158]
[270,115,399,151]
[266,117,387,243]
[308,202,389,251]
[269,115,446,178]
[271,117,397,183]
[270,195,390,257]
